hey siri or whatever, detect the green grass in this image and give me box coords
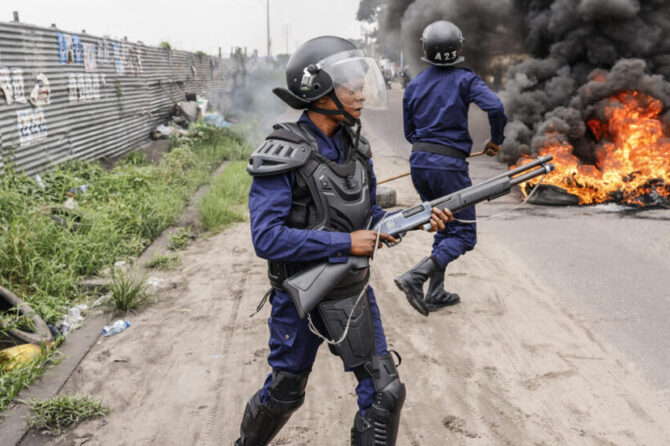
[0,123,251,412]
[145,252,181,270]
[168,226,194,251]
[198,161,252,233]
[26,393,110,435]
[109,268,148,315]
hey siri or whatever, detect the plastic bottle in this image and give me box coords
[102,320,130,337]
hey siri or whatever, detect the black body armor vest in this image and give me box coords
[247,122,373,290]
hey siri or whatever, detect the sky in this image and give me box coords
[0,0,370,56]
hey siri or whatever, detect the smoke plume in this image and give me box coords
[368,0,670,166]
[377,0,524,78]
[500,0,670,162]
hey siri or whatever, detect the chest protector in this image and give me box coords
[247,121,373,289]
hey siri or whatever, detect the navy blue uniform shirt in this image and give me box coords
[248,112,385,264]
[404,66,507,171]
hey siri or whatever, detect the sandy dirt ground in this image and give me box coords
[24,114,670,445]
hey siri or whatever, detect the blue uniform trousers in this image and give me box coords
[410,166,477,269]
[259,286,388,412]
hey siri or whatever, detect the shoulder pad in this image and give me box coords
[247,127,314,177]
[357,134,371,158]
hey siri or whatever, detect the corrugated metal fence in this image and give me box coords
[0,20,230,175]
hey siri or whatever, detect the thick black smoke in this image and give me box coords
[376,0,524,78]
[367,0,670,163]
[500,0,670,162]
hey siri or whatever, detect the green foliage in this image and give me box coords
[145,252,181,270]
[159,41,171,50]
[121,150,149,167]
[0,123,252,412]
[110,268,148,315]
[0,346,62,412]
[168,226,194,251]
[199,161,252,233]
[26,394,110,435]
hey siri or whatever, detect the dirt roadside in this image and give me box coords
[21,129,670,446]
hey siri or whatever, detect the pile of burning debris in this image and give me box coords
[498,0,670,208]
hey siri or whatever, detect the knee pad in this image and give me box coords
[237,370,310,446]
[351,354,406,445]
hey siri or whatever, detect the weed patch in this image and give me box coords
[168,226,195,251]
[26,393,110,435]
[145,252,181,270]
[109,269,148,315]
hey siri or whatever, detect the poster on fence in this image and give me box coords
[17,108,48,145]
[57,33,83,64]
[84,43,97,71]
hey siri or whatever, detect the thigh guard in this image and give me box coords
[318,290,374,369]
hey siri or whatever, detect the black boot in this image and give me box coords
[394,257,438,317]
[424,270,460,312]
[235,370,309,445]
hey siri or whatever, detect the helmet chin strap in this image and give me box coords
[307,90,362,149]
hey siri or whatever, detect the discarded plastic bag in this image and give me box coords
[0,344,42,370]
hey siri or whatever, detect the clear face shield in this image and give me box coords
[306,50,389,112]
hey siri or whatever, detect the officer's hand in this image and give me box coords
[484,140,501,156]
[350,230,398,257]
[426,207,454,232]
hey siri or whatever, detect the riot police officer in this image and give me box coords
[236,36,453,445]
[396,20,508,316]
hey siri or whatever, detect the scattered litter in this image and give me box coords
[196,95,209,114]
[0,343,42,370]
[64,193,78,210]
[68,184,89,194]
[204,112,232,129]
[151,123,187,139]
[33,174,45,188]
[102,320,130,337]
[211,354,224,359]
[57,304,88,336]
[176,101,200,124]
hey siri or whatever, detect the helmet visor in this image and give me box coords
[320,52,388,111]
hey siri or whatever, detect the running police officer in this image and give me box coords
[395,20,508,316]
[235,36,453,445]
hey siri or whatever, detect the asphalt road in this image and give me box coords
[363,84,670,394]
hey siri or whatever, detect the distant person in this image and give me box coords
[396,20,508,316]
[234,35,453,445]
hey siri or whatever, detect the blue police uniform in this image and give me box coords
[403,66,507,268]
[248,112,389,412]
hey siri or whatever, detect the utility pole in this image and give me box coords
[266,0,272,59]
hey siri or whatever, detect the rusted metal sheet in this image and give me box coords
[0,21,229,175]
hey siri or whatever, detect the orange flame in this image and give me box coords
[514,91,670,205]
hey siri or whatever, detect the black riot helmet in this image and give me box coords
[421,20,465,67]
[273,36,387,125]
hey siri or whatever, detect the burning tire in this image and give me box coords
[0,286,53,345]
